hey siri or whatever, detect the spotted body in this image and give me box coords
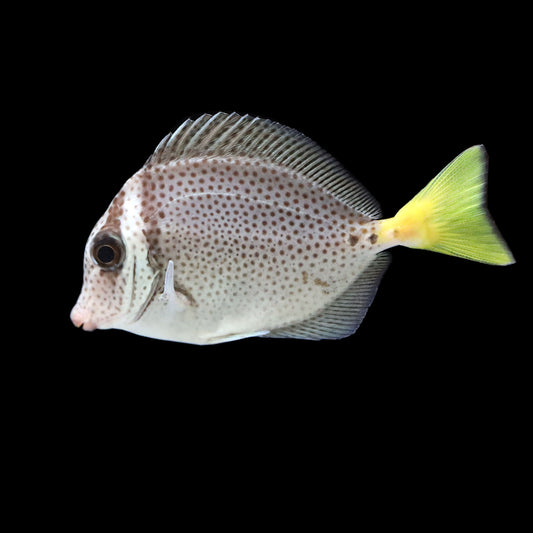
[71,113,514,344]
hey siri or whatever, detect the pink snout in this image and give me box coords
[70,306,97,331]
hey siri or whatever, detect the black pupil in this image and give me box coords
[97,244,116,264]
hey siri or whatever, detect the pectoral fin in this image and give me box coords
[158,260,190,312]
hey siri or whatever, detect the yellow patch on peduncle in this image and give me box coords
[377,198,438,249]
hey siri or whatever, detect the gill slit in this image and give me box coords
[130,259,163,324]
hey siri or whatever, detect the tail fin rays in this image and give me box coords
[378,145,515,265]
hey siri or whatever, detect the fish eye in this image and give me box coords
[90,232,125,270]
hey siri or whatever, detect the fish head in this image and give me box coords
[71,182,159,332]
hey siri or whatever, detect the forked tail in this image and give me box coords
[377,145,515,265]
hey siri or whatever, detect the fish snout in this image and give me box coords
[70,306,97,331]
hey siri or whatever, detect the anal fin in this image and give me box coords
[263,252,390,340]
[205,330,270,344]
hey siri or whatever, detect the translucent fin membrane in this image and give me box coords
[145,112,382,218]
[379,145,515,265]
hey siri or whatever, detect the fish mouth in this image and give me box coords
[70,306,97,331]
[70,264,163,333]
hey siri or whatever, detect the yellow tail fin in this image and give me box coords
[378,145,515,265]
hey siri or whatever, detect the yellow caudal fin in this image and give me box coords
[378,145,515,265]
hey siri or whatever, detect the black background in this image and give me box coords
[23,7,529,525]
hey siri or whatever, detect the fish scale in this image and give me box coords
[71,112,514,344]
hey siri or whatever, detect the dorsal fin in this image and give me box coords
[144,112,381,218]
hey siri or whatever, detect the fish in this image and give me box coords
[70,112,515,344]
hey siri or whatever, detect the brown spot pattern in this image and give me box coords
[349,235,359,246]
[131,156,377,330]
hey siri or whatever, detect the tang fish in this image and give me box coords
[71,112,515,344]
